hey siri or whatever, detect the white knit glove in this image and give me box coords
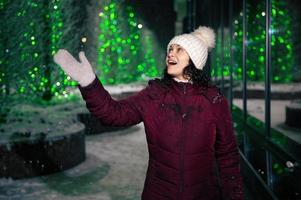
[53,49,96,87]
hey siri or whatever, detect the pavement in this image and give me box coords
[0,123,148,200]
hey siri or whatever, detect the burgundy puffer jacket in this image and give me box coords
[78,76,243,200]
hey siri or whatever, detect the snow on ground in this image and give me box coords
[0,81,148,141]
[0,98,87,142]
[233,82,301,93]
[0,123,148,200]
[72,82,148,97]
[233,99,301,143]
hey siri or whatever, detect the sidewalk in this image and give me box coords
[0,124,148,200]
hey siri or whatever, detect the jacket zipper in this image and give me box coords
[179,135,184,194]
[179,84,186,199]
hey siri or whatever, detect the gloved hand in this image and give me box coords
[53,49,96,87]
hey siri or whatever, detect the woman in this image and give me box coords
[54,26,243,200]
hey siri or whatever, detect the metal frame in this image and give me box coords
[265,0,273,189]
[220,0,225,91]
[242,0,249,157]
[229,0,234,109]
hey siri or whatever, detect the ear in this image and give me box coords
[188,58,194,66]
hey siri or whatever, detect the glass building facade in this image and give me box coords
[182,0,301,199]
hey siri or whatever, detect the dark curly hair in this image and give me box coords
[160,59,211,89]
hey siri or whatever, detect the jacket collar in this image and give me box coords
[148,78,221,103]
[171,78,206,96]
[172,77,193,84]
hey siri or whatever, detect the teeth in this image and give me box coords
[168,60,177,64]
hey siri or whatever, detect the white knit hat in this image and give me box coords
[167,26,216,70]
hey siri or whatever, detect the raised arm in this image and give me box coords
[78,76,147,126]
[54,49,147,126]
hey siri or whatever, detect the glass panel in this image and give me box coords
[222,8,231,98]
[231,0,243,146]
[270,0,301,198]
[270,0,301,156]
[211,26,223,83]
[232,0,268,183]
[245,0,266,125]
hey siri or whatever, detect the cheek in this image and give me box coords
[177,62,188,72]
[181,53,190,66]
[182,58,190,66]
[178,56,189,68]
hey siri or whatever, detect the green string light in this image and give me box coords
[229,0,294,83]
[0,0,81,101]
[97,0,159,85]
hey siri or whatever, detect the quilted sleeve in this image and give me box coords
[78,76,149,126]
[214,95,243,200]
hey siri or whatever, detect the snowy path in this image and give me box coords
[0,123,148,200]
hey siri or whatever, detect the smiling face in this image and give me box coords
[166,44,190,80]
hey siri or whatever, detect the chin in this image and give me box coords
[167,71,178,78]
[166,68,174,76]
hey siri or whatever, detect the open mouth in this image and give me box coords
[167,60,177,65]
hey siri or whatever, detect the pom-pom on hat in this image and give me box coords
[167,26,215,70]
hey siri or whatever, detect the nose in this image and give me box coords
[167,51,174,58]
